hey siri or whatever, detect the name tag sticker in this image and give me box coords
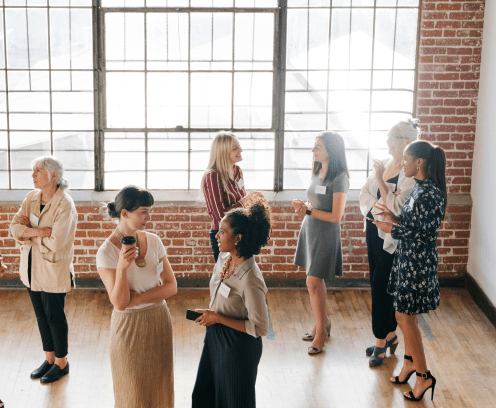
[407,197,415,208]
[218,282,231,298]
[237,178,244,190]
[30,214,39,227]
[157,262,164,275]
[315,185,326,195]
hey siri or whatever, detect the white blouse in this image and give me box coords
[96,232,166,310]
[359,156,416,254]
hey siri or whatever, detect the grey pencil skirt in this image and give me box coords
[110,301,173,408]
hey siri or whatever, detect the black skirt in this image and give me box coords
[192,324,263,408]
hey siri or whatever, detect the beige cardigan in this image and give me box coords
[10,187,78,293]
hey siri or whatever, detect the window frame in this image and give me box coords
[0,0,420,192]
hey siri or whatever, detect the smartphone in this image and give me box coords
[186,309,203,321]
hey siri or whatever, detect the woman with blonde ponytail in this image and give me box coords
[201,131,263,262]
[374,140,447,402]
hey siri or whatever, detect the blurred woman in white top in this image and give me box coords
[359,119,418,367]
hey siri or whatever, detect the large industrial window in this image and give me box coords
[0,0,94,190]
[284,0,420,190]
[0,0,419,191]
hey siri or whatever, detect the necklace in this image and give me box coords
[220,257,237,280]
[114,228,146,267]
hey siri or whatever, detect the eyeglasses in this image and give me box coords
[387,135,410,141]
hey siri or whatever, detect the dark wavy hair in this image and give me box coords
[106,185,154,219]
[225,202,272,259]
[405,140,447,214]
[312,131,350,182]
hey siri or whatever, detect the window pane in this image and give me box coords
[105,13,144,71]
[147,13,188,71]
[329,9,350,70]
[104,132,146,189]
[190,13,232,71]
[106,72,145,128]
[394,9,418,69]
[233,72,273,129]
[234,13,274,71]
[373,9,396,70]
[147,73,188,128]
[371,90,413,112]
[190,72,232,128]
[287,10,308,70]
[350,9,373,69]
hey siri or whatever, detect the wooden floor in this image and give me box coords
[0,288,495,408]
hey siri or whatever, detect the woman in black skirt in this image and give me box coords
[374,140,447,402]
[192,202,272,408]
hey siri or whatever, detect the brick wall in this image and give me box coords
[0,1,484,285]
[418,0,484,194]
[0,202,473,283]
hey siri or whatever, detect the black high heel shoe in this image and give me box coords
[404,371,436,401]
[390,355,415,384]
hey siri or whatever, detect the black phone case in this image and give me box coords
[186,309,203,321]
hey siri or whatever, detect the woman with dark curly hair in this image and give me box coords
[191,202,271,408]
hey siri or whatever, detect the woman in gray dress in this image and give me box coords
[292,131,350,355]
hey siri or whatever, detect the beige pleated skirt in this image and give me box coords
[110,301,173,408]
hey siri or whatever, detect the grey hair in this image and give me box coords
[388,118,420,141]
[31,156,69,190]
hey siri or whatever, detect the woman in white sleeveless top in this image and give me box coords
[96,185,177,408]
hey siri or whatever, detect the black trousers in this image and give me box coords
[366,219,397,340]
[27,250,69,358]
[209,229,220,263]
[192,324,263,408]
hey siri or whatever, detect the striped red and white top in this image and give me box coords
[203,166,246,230]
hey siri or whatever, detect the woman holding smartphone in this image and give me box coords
[192,202,271,408]
[96,185,177,408]
[293,131,349,355]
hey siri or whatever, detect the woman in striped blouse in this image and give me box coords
[201,132,262,262]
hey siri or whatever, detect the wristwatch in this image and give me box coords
[305,209,312,216]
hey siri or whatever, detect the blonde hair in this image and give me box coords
[200,131,238,199]
[388,118,420,141]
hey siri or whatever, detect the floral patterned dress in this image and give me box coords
[387,179,445,315]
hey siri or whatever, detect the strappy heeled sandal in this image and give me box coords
[366,334,398,356]
[390,355,415,384]
[369,344,387,367]
[404,371,436,401]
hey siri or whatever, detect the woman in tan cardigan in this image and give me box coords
[10,156,77,384]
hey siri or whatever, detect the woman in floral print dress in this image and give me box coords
[374,140,447,402]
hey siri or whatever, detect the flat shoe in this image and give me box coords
[40,362,69,384]
[30,361,54,380]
